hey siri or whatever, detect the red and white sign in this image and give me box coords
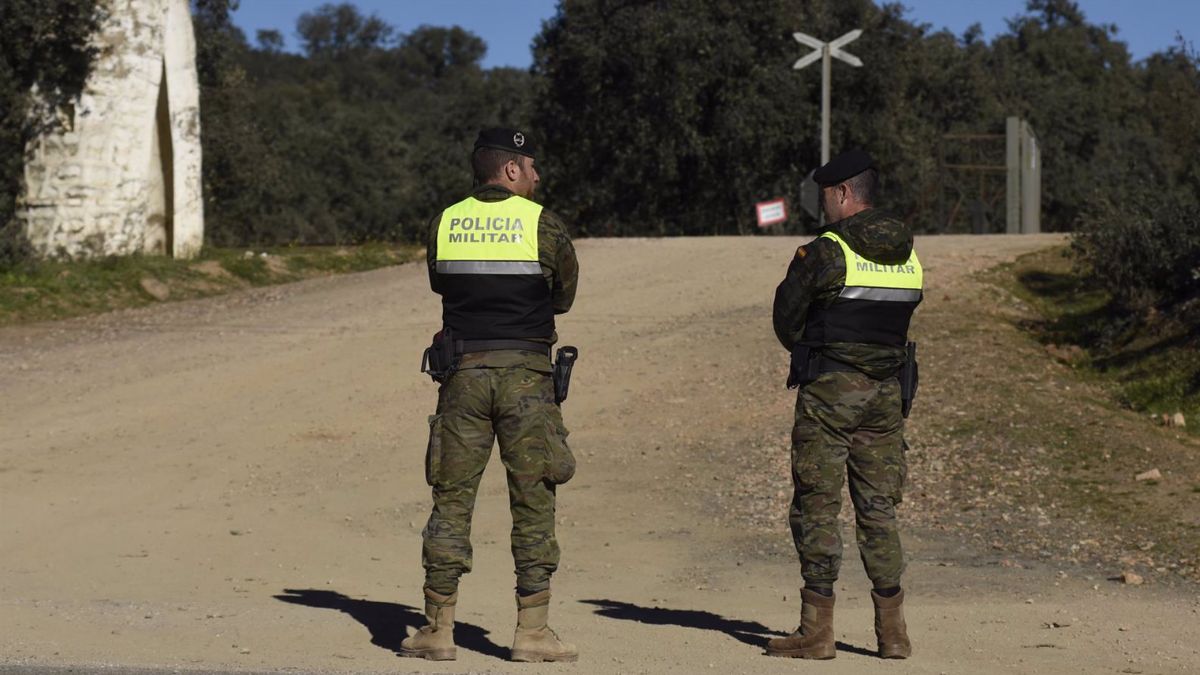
[756,198,788,228]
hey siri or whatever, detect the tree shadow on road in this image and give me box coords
[580,598,786,648]
[274,588,508,660]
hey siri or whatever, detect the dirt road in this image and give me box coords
[2,235,1196,674]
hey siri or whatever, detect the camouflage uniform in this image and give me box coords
[421,185,578,596]
[771,208,916,591]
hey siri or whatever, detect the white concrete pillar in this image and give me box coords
[18,0,204,259]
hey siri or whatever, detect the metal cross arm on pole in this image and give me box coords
[791,29,863,70]
[792,48,822,71]
[792,32,826,52]
[828,29,863,66]
[791,29,865,166]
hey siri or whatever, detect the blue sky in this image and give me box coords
[231,1,1196,68]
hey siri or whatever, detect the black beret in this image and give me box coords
[474,127,535,159]
[813,148,874,187]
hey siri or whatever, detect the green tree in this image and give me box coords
[531,0,1199,235]
[188,0,1197,248]
[192,0,286,246]
[532,0,949,236]
[296,2,393,57]
[194,0,533,246]
[1138,38,1200,206]
[987,0,1148,228]
[256,29,285,53]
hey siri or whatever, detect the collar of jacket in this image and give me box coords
[472,184,517,202]
[824,206,876,231]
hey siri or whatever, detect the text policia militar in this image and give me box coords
[445,215,527,244]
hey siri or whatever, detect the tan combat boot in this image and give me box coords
[765,588,836,659]
[511,590,578,662]
[872,588,912,659]
[399,588,457,661]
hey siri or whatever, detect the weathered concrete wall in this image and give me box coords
[18,0,203,259]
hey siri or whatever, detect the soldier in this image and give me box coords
[767,149,922,660]
[401,128,579,663]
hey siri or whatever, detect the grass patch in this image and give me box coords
[282,242,401,274]
[995,246,1200,433]
[0,244,420,325]
[959,246,1200,582]
[214,252,275,285]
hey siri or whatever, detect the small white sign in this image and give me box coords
[756,199,788,227]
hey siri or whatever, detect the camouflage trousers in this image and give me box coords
[421,366,575,596]
[789,372,907,590]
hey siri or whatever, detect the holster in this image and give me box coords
[899,341,919,418]
[787,343,865,389]
[420,328,461,384]
[552,346,579,405]
[786,343,819,390]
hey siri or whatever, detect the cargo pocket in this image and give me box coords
[543,411,576,485]
[791,422,819,449]
[424,414,443,486]
[790,423,823,493]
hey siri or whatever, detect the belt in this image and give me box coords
[815,356,861,374]
[459,339,550,355]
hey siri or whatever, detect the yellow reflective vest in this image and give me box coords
[433,195,554,339]
[801,231,924,347]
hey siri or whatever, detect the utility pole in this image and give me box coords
[792,29,863,165]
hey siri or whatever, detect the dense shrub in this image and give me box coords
[1072,186,1200,313]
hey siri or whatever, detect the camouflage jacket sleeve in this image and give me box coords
[771,236,845,351]
[426,211,442,294]
[539,208,578,315]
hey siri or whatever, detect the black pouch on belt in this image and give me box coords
[552,346,579,405]
[786,343,823,389]
[420,327,461,383]
[899,341,919,418]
